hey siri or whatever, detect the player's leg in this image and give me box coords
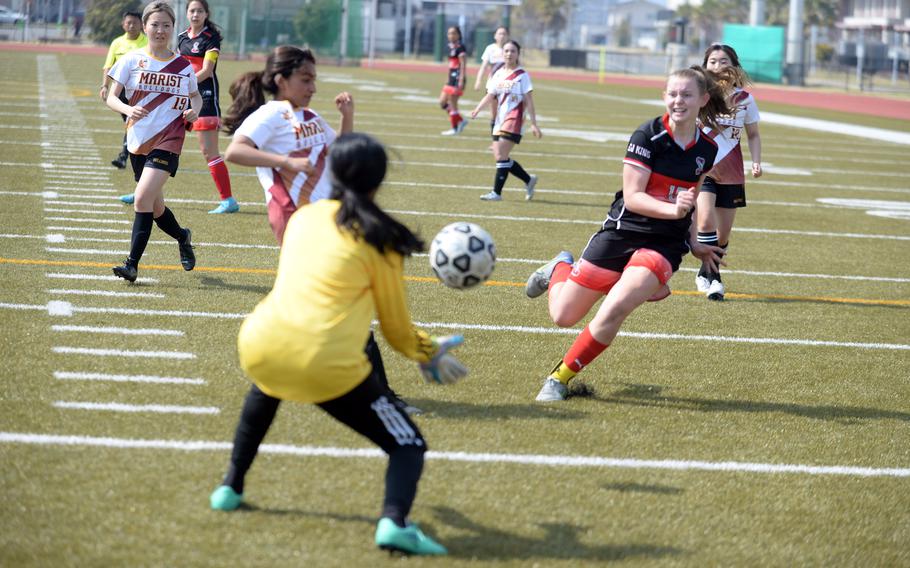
[695,183,720,295]
[480,139,515,201]
[438,89,454,135]
[708,205,737,301]
[450,93,468,133]
[210,384,282,510]
[317,369,445,555]
[113,162,169,282]
[138,152,194,271]
[198,125,237,214]
[366,331,421,415]
[535,250,667,402]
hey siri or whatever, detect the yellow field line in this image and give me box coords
[2,256,908,307]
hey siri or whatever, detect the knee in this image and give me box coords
[549,306,581,328]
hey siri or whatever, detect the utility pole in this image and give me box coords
[784,0,804,85]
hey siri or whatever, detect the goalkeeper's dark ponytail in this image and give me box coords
[330,133,424,256]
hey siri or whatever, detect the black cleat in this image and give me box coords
[179,228,195,271]
[111,151,127,169]
[112,259,138,282]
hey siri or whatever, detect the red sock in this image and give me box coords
[449,111,462,129]
[563,326,609,372]
[208,156,232,200]
[548,261,572,297]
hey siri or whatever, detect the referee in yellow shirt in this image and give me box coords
[99,11,147,169]
[210,133,468,556]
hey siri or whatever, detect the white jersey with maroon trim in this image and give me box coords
[480,43,504,76]
[234,100,337,206]
[486,67,532,135]
[108,50,198,156]
[702,88,759,185]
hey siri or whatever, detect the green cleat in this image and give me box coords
[374,517,447,556]
[209,485,243,511]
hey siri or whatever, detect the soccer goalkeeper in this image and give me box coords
[209,133,467,556]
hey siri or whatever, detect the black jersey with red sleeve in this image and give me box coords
[604,114,718,239]
[177,27,220,95]
[447,42,466,69]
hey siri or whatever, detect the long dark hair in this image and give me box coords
[702,43,751,88]
[670,66,731,133]
[329,133,423,257]
[223,46,316,134]
[187,0,222,40]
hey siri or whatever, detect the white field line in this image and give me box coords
[44,217,130,224]
[46,272,159,283]
[54,371,204,385]
[44,208,122,215]
[51,324,182,336]
[47,226,124,233]
[387,209,910,241]
[47,289,166,299]
[1,302,903,350]
[0,432,906,478]
[46,248,124,255]
[51,346,196,359]
[46,200,122,207]
[52,402,218,415]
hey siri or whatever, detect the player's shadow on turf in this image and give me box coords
[526,198,611,209]
[199,276,271,295]
[404,399,585,420]
[236,503,376,525]
[602,481,684,495]
[601,383,910,424]
[430,506,684,561]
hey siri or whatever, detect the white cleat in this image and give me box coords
[536,378,568,402]
[525,174,537,201]
[695,274,710,293]
[706,279,725,301]
[526,251,574,298]
[480,191,502,201]
[441,129,457,136]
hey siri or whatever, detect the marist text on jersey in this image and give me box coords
[138,70,191,95]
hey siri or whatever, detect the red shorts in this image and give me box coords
[569,249,674,294]
[442,85,464,97]
[189,116,221,131]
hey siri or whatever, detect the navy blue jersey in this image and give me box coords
[604,114,718,239]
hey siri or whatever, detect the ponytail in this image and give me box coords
[222,46,316,135]
[671,66,731,133]
[329,133,424,257]
[222,71,266,134]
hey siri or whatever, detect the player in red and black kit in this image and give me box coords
[177,0,237,214]
[438,26,468,136]
[524,66,729,402]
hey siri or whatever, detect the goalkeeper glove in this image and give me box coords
[420,335,468,385]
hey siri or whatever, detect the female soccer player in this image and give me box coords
[222,45,353,243]
[179,0,236,214]
[474,25,508,134]
[696,44,763,301]
[210,133,467,556]
[100,10,146,169]
[439,26,468,136]
[105,1,200,282]
[470,40,541,201]
[525,67,728,402]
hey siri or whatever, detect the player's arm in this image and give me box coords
[335,91,354,134]
[100,44,116,101]
[524,91,541,138]
[745,121,762,178]
[622,163,692,219]
[106,80,146,120]
[183,90,203,124]
[470,93,494,118]
[224,135,313,174]
[196,50,218,82]
[457,51,467,90]
[474,59,488,90]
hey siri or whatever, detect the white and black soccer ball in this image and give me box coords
[429,222,496,289]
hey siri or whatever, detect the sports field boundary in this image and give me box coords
[2,432,907,478]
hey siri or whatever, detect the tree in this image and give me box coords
[86,0,142,44]
[515,0,568,48]
[295,0,342,53]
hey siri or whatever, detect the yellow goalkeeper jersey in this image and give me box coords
[237,199,435,403]
[102,33,149,70]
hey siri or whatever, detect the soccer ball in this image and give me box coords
[429,222,496,289]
